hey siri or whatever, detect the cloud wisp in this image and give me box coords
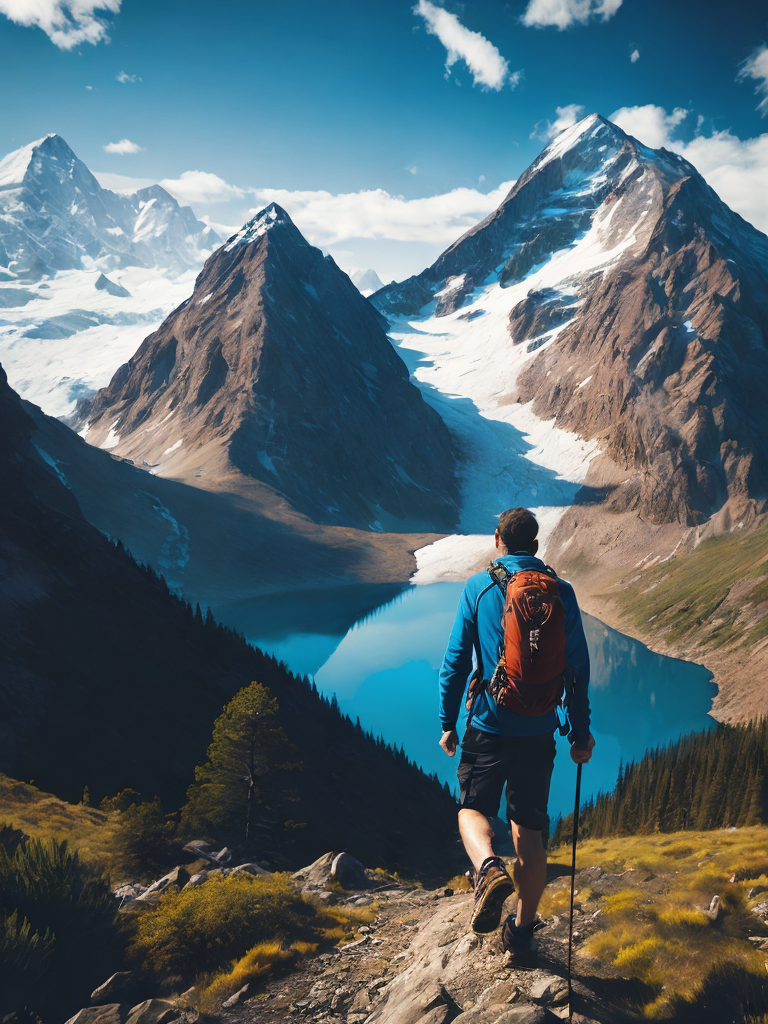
[522,0,622,30]
[116,70,141,84]
[630,48,639,62]
[103,139,145,155]
[414,0,520,91]
[610,103,688,148]
[159,170,246,205]
[738,44,768,116]
[0,0,121,49]
[534,103,586,140]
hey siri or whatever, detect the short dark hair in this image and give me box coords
[497,507,538,553]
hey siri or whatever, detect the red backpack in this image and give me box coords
[486,561,567,716]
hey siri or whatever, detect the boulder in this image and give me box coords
[231,862,271,877]
[91,973,140,1006]
[124,1000,181,1024]
[221,984,252,1008]
[182,840,232,864]
[293,851,336,888]
[528,975,569,1007]
[138,867,189,900]
[706,895,723,922]
[65,1006,128,1024]
[331,853,371,890]
[182,871,209,889]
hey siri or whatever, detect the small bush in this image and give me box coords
[130,872,312,978]
[0,837,123,1017]
[198,942,298,1008]
[0,910,54,1014]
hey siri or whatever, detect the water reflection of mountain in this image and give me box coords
[211,582,409,677]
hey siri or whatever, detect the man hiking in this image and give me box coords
[439,507,594,966]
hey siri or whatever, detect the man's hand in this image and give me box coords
[439,730,459,757]
[570,732,596,764]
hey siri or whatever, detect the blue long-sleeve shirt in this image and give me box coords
[438,552,591,743]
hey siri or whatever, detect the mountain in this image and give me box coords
[374,113,768,535]
[77,204,459,532]
[0,360,458,876]
[0,134,220,279]
[351,267,384,296]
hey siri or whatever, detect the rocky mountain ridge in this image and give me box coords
[375,114,768,535]
[0,134,219,279]
[77,203,459,532]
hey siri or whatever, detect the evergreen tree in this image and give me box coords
[182,682,298,853]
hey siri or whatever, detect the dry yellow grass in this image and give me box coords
[0,774,118,868]
[548,826,768,1018]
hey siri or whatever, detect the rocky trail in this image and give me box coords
[223,872,641,1024]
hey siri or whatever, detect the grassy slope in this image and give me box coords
[545,826,768,1019]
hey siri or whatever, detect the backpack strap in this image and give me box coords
[466,579,496,726]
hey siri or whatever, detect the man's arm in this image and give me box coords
[560,581,594,760]
[438,583,476,750]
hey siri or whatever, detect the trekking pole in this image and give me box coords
[567,761,583,1024]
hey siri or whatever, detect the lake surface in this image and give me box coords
[213,582,716,822]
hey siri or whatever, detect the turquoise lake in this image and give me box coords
[213,582,717,822]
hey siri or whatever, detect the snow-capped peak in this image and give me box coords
[0,133,74,187]
[224,203,291,252]
[535,113,627,172]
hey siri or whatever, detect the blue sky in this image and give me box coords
[1,0,767,279]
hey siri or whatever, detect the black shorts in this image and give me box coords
[457,726,556,833]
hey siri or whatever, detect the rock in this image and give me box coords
[181,840,231,864]
[65,1006,128,1024]
[331,852,371,890]
[748,936,768,950]
[137,867,189,900]
[95,273,131,298]
[706,895,723,922]
[231,862,271,877]
[221,984,252,1008]
[528,975,569,1007]
[91,973,140,1006]
[124,1001,181,1024]
[749,885,768,899]
[293,851,337,888]
[182,871,209,890]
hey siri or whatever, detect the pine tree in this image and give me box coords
[182,682,298,853]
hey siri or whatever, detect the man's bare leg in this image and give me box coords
[458,808,495,872]
[510,822,547,926]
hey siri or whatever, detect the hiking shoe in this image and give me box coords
[470,856,515,934]
[501,915,544,968]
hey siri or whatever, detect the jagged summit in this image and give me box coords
[223,202,294,250]
[0,134,220,278]
[375,112,768,533]
[77,205,459,532]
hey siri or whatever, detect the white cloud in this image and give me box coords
[542,103,586,139]
[610,103,688,149]
[738,43,768,115]
[414,0,520,91]
[116,70,141,84]
[522,0,622,30]
[0,0,120,49]
[103,138,145,155]
[406,165,418,175]
[93,171,155,193]
[609,103,768,236]
[85,84,93,90]
[246,180,516,246]
[630,48,639,62]
[159,170,246,205]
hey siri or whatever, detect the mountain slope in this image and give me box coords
[0,134,219,278]
[78,204,459,531]
[374,113,768,535]
[0,361,458,876]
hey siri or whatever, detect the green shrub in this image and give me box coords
[0,909,54,1014]
[0,837,123,1016]
[102,793,177,877]
[129,872,312,978]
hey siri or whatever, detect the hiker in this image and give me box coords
[438,507,593,966]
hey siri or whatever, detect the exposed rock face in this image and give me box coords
[78,204,458,531]
[374,114,768,530]
[0,134,219,278]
